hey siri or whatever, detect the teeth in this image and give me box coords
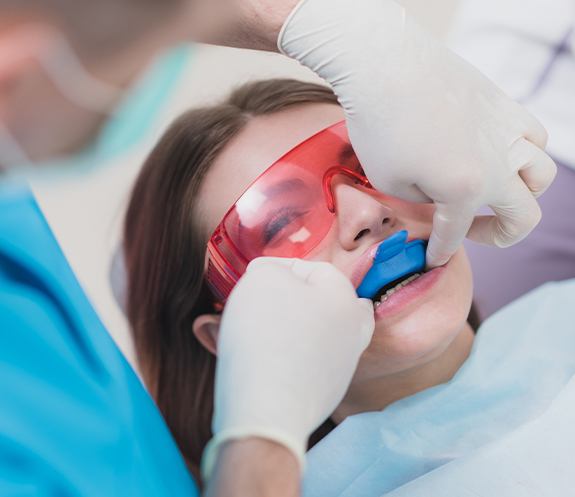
[373,273,421,308]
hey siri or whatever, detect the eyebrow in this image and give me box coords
[259,143,357,197]
[263,178,308,197]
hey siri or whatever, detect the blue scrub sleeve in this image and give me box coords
[0,185,199,497]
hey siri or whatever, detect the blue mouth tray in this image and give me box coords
[356,230,426,299]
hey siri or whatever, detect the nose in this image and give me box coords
[334,180,397,251]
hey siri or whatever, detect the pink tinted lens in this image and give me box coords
[223,166,332,259]
[207,120,356,302]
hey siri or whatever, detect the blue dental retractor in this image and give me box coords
[356,230,427,299]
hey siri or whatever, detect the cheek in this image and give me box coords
[354,249,473,378]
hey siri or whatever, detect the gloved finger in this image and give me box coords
[467,177,542,247]
[357,298,376,349]
[246,257,321,286]
[426,202,474,268]
[519,108,549,149]
[290,259,336,283]
[246,256,297,273]
[371,179,431,204]
[300,260,354,290]
[248,257,349,288]
[509,138,557,198]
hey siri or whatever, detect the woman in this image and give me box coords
[123,79,575,494]
[123,78,479,481]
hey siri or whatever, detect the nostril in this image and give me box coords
[354,229,370,241]
[382,217,391,225]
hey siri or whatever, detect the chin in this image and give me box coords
[358,249,474,377]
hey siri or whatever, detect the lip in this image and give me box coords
[350,241,382,288]
[373,263,446,321]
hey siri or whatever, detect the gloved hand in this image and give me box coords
[201,257,374,479]
[279,0,557,267]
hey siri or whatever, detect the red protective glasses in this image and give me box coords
[205,120,372,304]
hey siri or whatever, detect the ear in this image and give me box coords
[192,314,222,356]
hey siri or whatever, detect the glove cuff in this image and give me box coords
[277,0,309,55]
[201,427,306,482]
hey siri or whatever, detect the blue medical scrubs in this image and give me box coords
[0,183,199,496]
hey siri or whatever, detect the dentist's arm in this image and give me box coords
[202,258,375,496]
[206,439,299,497]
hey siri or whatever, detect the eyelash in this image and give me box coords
[263,208,307,245]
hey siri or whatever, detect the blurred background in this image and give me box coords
[28,0,574,368]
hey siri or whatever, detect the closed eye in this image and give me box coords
[263,208,308,245]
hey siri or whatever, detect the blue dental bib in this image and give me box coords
[356,230,427,299]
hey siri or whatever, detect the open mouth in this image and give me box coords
[356,230,427,304]
[371,271,424,308]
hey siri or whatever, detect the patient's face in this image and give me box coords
[197,103,473,384]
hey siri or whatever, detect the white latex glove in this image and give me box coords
[201,257,374,479]
[279,0,557,267]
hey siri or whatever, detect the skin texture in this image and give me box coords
[194,102,475,422]
[184,0,300,49]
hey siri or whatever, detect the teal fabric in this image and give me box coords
[303,279,575,497]
[0,182,198,496]
[95,45,191,159]
[13,45,192,179]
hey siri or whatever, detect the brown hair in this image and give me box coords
[124,79,339,483]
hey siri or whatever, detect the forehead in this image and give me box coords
[197,102,345,236]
